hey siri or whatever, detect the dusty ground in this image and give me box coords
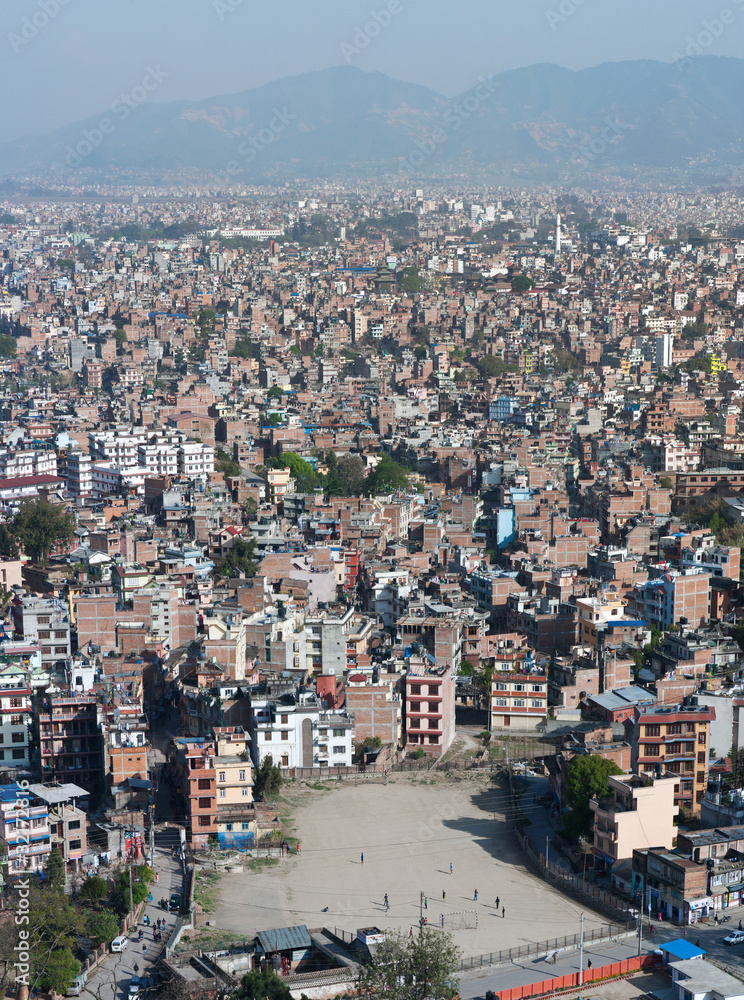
[208,773,609,958]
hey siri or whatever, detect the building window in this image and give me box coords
[645,725,660,737]
[513,699,526,708]
[333,745,345,754]
[697,751,706,764]
[219,789,226,798]
[10,716,22,727]
[198,816,211,827]
[264,732,272,741]
[69,839,81,851]
[11,749,24,760]
[333,728,345,737]
[198,778,211,789]
[281,714,288,724]
[645,744,660,756]
[696,771,705,785]
[698,732,706,745]
[667,723,681,735]
[218,771,225,782]
[281,731,288,741]
[281,755,289,766]
[198,797,212,809]
[493,698,508,707]
[242,787,249,797]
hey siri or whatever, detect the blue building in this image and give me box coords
[489,396,519,422]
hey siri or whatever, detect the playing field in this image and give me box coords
[210,773,608,957]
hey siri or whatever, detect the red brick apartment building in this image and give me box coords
[173,738,217,848]
[404,658,455,756]
[629,702,714,816]
[38,695,103,794]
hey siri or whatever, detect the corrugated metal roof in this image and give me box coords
[256,925,311,954]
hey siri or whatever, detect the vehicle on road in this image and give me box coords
[68,971,88,996]
[169,892,181,912]
[128,976,141,997]
[111,935,128,952]
[724,929,744,945]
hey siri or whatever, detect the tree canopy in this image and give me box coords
[253,754,283,800]
[325,452,366,496]
[511,275,535,293]
[235,969,292,1000]
[219,537,258,579]
[356,929,460,1000]
[562,755,623,841]
[476,355,518,378]
[365,455,410,495]
[11,499,75,564]
[267,452,321,493]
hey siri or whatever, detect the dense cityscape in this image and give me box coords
[5,68,744,1000]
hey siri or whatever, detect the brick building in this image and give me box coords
[38,694,104,794]
[404,659,456,756]
[344,671,403,746]
[629,701,715,815]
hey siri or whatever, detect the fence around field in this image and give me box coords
[458,921,633,972]
[493,953,662,1000]
[517,826,637,924]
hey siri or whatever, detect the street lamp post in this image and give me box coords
[578,912,584,986]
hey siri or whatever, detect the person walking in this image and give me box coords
[424,897,427,909]
[587,960,592,971]
[384,893,388,907]
[473,890,478,901]
[409,927,413,937]
[361,852,364,865]
[495,896,500,909]
[502,905,505,918]
[442,889,446,901]
[449,862,453,876]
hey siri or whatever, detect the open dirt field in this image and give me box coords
[209,773,608,957]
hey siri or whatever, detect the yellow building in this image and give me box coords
[266,468,293,504]
[214,726,255,849]
[575,594,628,646]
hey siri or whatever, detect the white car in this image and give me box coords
[111,935,128,952]
[724,929,744,945]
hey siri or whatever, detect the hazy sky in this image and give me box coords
[2,0,744,140]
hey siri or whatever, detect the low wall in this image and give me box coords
[494,953,661,1000]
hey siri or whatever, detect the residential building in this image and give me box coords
[11,596,71,673]
[344,671,403,746]
[213,726,255,849]
[590,772,677,871]
[173,737,217,849]
[249,693,355,769]
[629,701,715,815]
[38,694,104,794]
[404,658,456,756]
[0,783,51,877]
[28,782,89,866]
[491,659,548,731]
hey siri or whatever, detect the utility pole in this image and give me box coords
[546,835,550,866]
[420,891,423,931]
[128,828,134,917]
[578,912,584,986]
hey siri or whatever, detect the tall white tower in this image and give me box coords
[555,213,562,256]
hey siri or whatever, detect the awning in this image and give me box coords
[688,897,714,911]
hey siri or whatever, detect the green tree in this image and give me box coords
[114,329,127,346]
[267,452,320,493]
[659,476,673,490]
[267,385,284,401]
[216,447,241,479]
[11,499,75,564]
[230,337,253,359]
[37,948,79,995]
[562,755,623,841]
[327,453,366,496]
[356,929,460,1000]
[0,335,16,358]
[20,886,84,992]
[476,355,518,378]
[79,874,110,905]
[44,845,66,892]
[399,266,421,294]
[0,523,19,559]
[219,537,258,579]
[235,969,292,1000]
[112,867,150,914]
[254,754,283,800]
[87,908,120,947]
[414,345,428,361]
[511,275,535,293]
[365,455,409,495]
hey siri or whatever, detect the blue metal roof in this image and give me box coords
[661,938,705,960]
[255,925,311,954]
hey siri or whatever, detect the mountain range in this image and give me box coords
[4,58,744,184]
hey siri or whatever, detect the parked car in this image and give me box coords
[111,935,128,952]
[128,977,141,997]
[68,972,88,996]
[724,929,744,945]
[169,892,182,912]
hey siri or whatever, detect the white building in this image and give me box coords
[91,462,147,498]
[249,694,354,769]
[66,449,93,498]
[89,428,148,468]
[655,333,674,368]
